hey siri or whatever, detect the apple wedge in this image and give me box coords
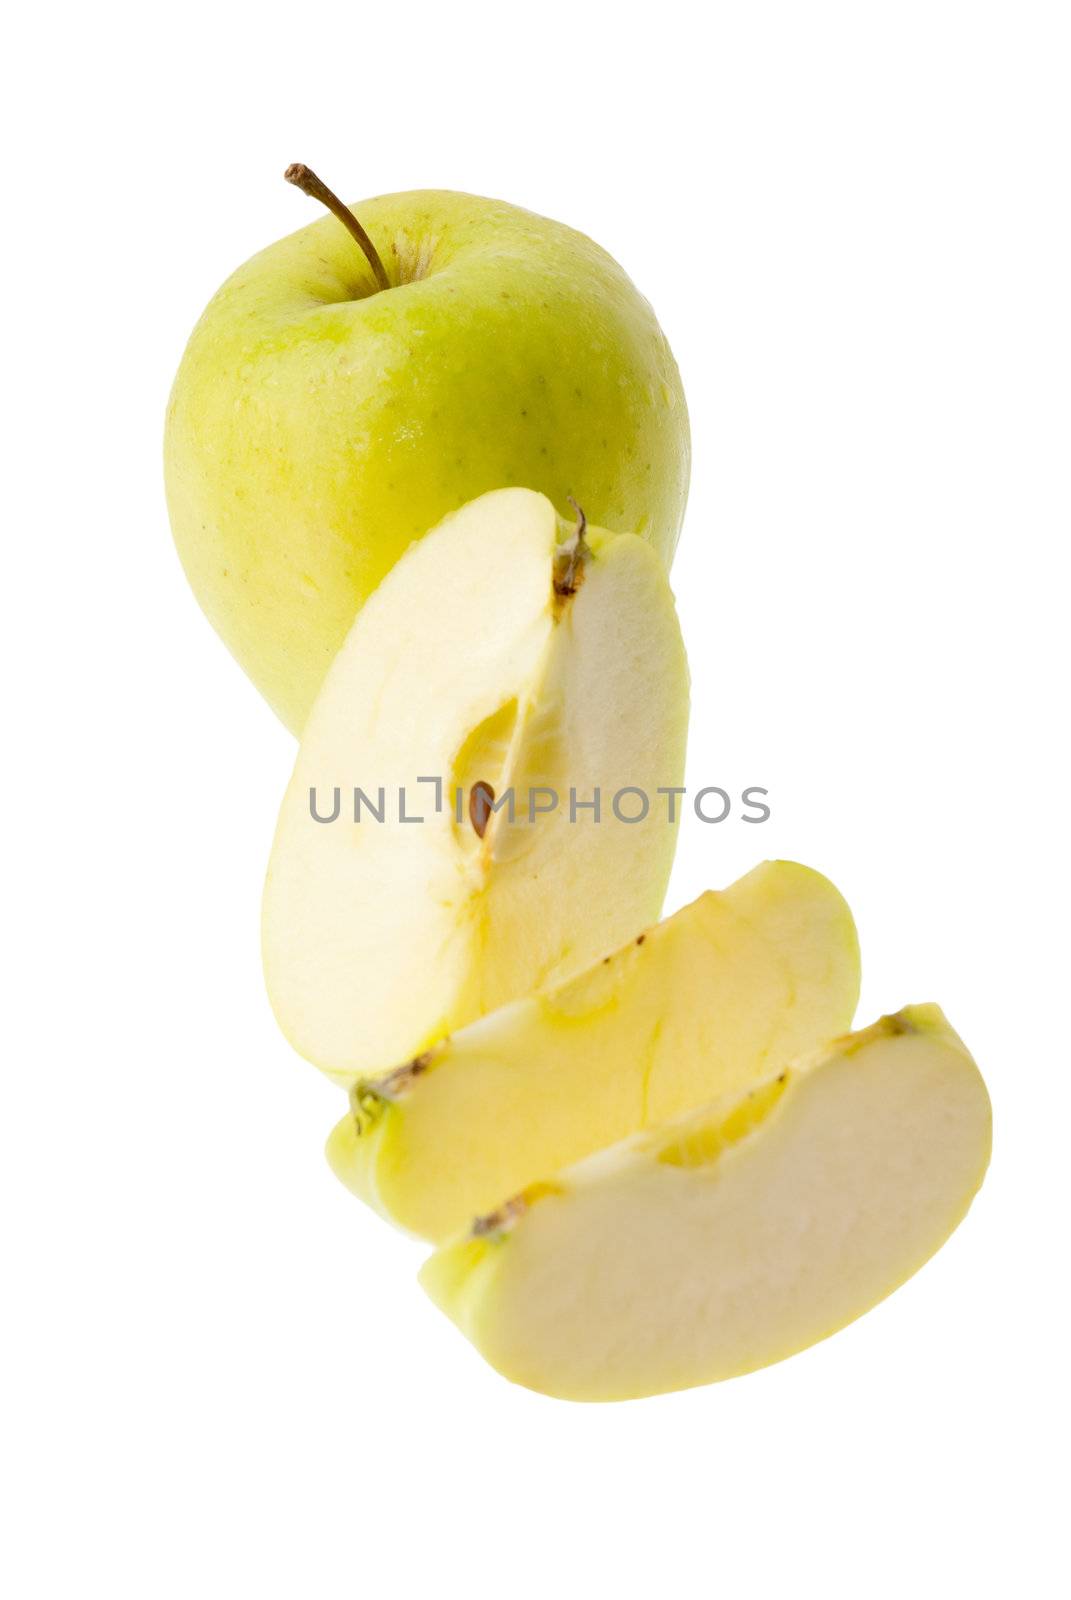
[262,487,689,1080]
[420,1006,992,1401]
[327,860,860,1240]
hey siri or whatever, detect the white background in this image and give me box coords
[3,3,1068,1594]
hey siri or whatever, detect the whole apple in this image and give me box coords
[165,180,690,732]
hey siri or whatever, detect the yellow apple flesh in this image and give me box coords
[421,1006,992,1401]
[262,488,689,1082]
[327,860,860,1241]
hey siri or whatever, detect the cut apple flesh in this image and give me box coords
[420,1007,992,1401]
[262,488,689,1080]
[328,860,860,1241]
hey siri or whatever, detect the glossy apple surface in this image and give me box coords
[165,189,690,731]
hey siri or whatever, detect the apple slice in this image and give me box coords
[327,860,860,1240]
[420,1006,992,1401]
[262,487,689,1080]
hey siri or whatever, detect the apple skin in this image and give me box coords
[165,189,690,732]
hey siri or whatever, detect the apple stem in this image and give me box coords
[554,498,590,598]
[567,496,587,544]
[284,164,391,293]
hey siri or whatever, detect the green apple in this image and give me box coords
[421,1007,992,1401]
[165,169,690,731]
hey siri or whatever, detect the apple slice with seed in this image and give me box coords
[262,487,689,1080]
[327,860,860,1241]
[420,1006,992,1401]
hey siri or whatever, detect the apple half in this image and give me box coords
[420,1006,992,1401]
[262,487,689,1080]
[327,860,860,1241]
